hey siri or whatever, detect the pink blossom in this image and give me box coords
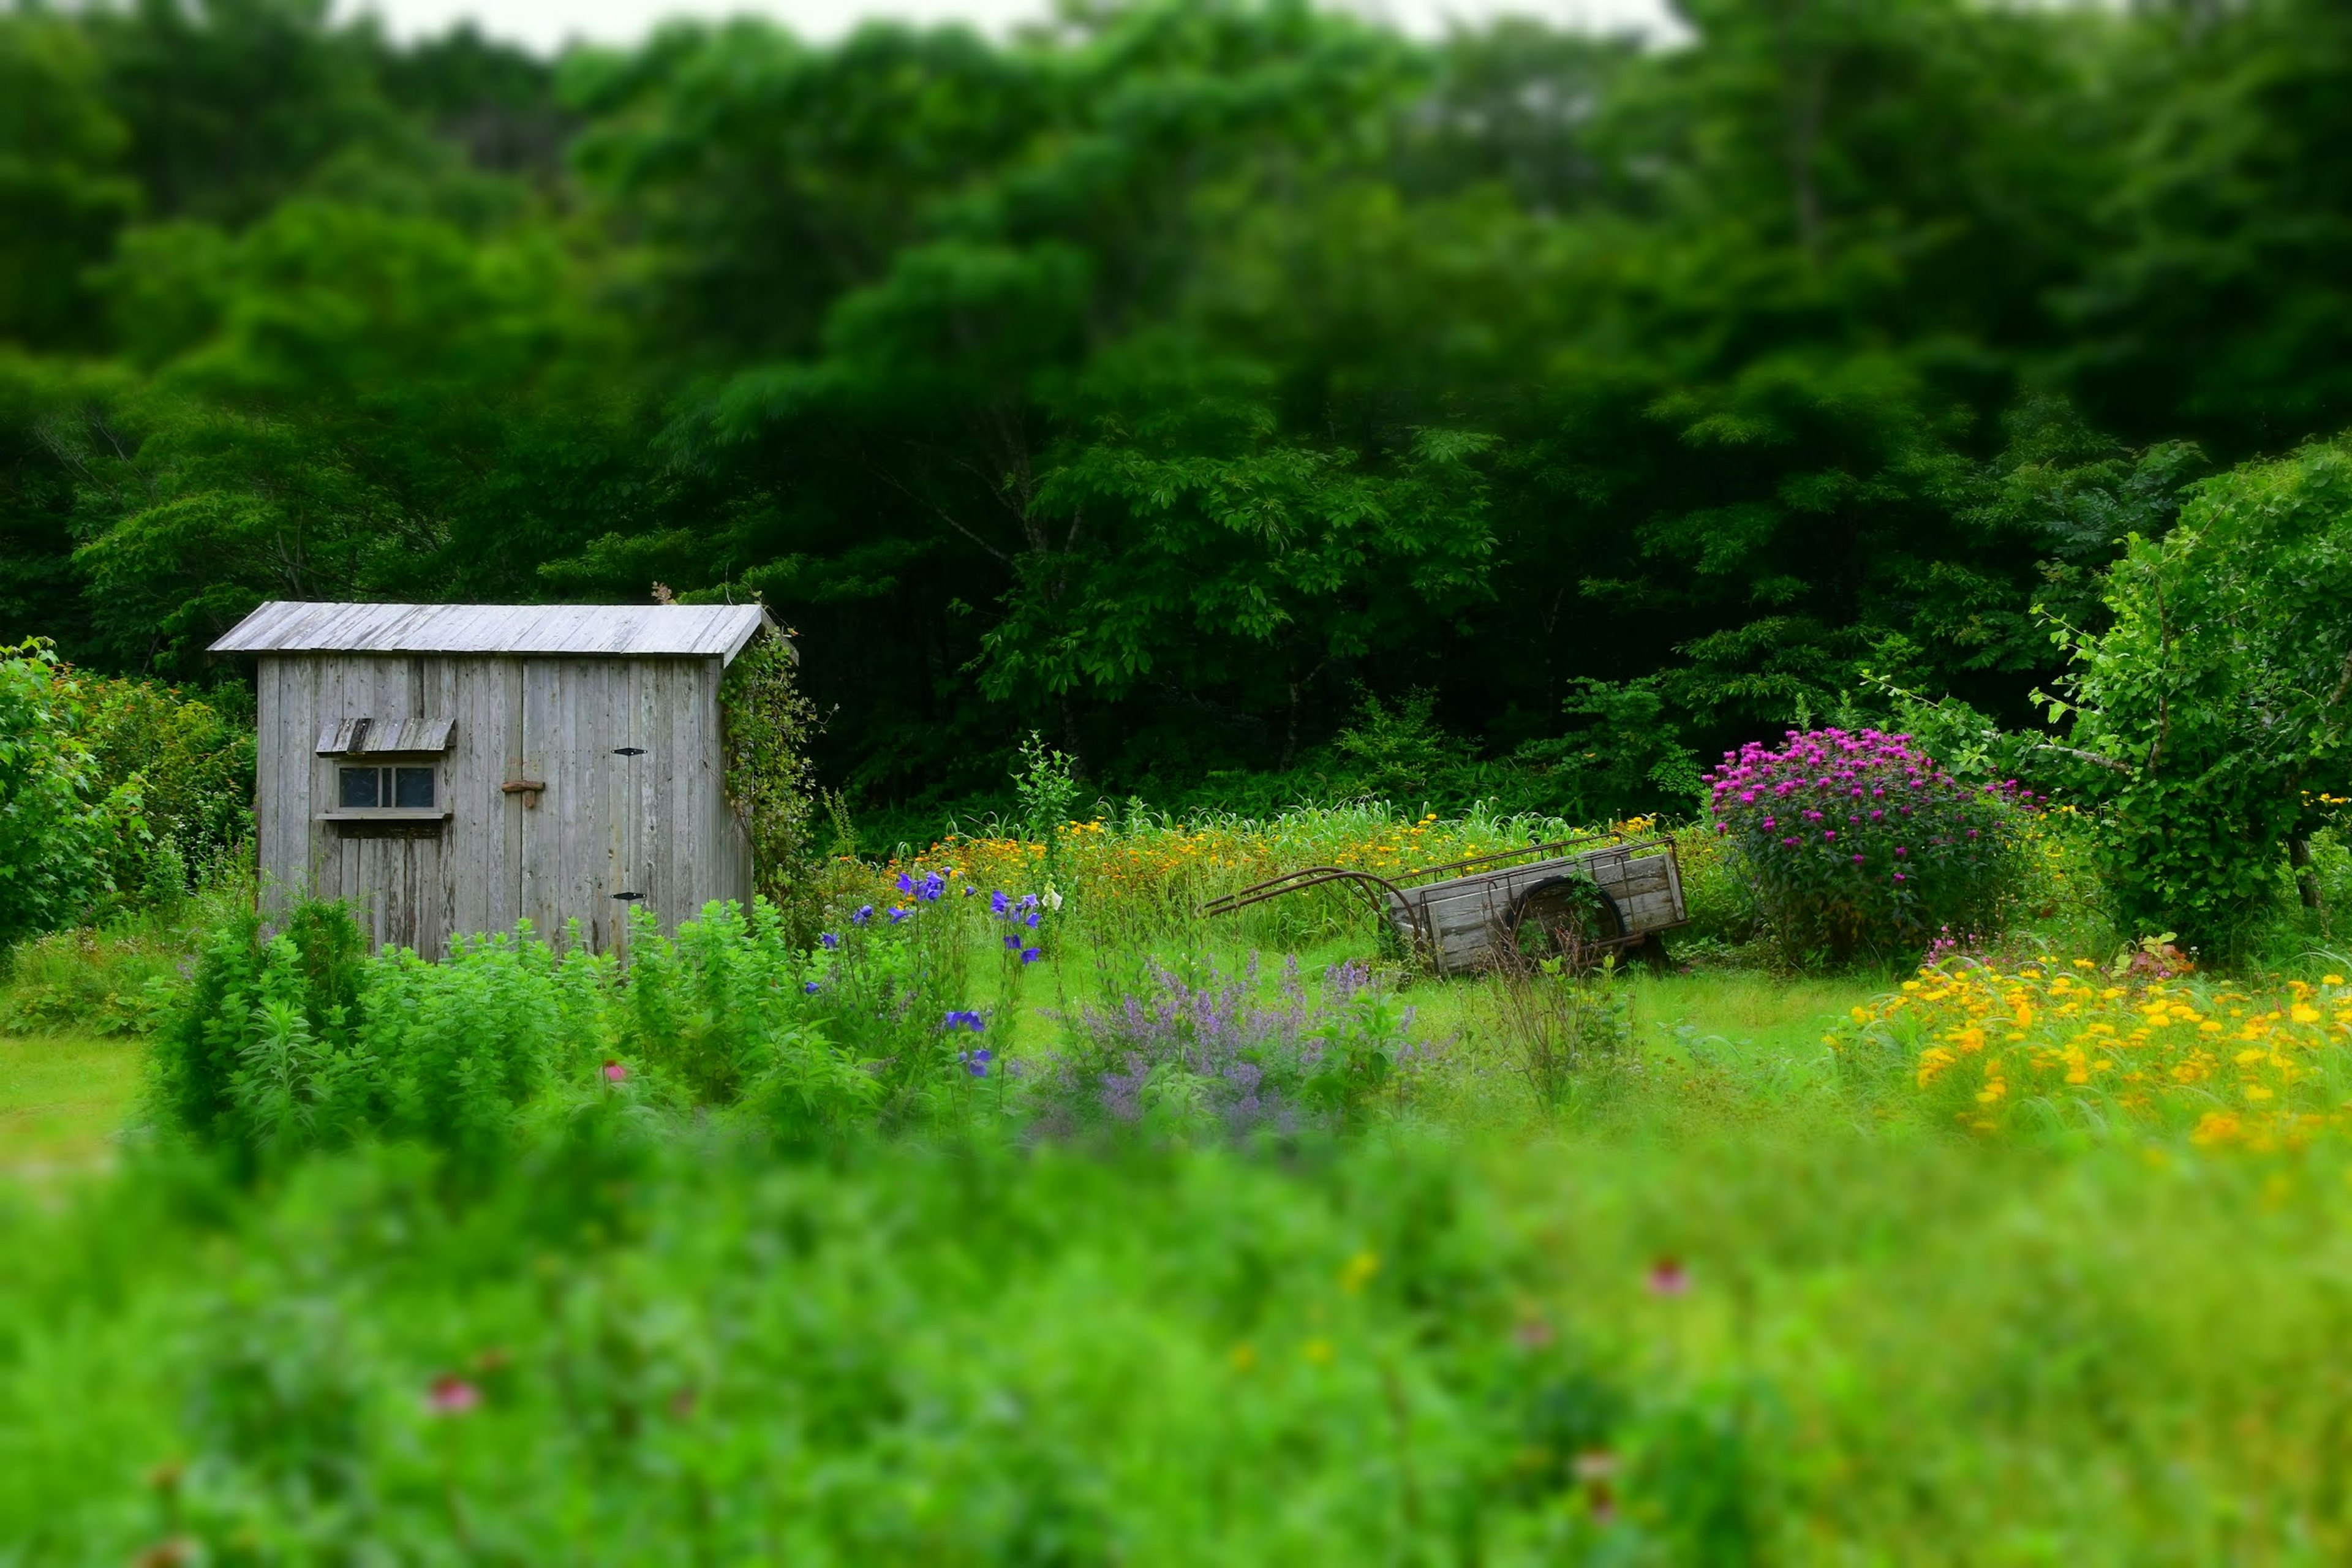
[602,1059,627,1085]
[1646,1257,1691,1296]
[429,1374,481,1415]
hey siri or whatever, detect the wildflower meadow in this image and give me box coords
[13,740,2352,1562]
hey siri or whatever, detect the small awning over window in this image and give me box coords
[315,717,455,756]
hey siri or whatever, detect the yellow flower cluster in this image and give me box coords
[1840,961,2352,1149]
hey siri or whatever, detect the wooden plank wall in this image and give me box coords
[257,652,748,957]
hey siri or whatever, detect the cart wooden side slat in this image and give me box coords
[1200,832,1689,978]
[1395,839,1687,975]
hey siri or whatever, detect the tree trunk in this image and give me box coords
[2290,834,2323,913]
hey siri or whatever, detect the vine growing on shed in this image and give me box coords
[720,630,823,921]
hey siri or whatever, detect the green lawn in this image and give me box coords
[0,1032,143,1182]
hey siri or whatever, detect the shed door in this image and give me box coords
[516,659,645,957]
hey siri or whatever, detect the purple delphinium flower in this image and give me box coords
[896,872,916,894]
[852,904,873,926]
[1005,933,1022,951]
[820,932,840,950]
[887,907,911,924]
[918,872,945,902]
[990,890,1011,916]
[959,1046,993,1079]
[1020,947,1042,964]
[1024,911,1041,929]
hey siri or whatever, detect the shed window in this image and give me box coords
[339,765,436,810]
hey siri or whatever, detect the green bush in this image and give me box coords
[0,638,140,948]
[77,673,254,902]
[620,900,878,1139]
[2043,435,2352,952]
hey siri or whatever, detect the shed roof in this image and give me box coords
[209,601,778,665]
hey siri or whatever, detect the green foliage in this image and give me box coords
[0,872,255,1036]
[1011,729,1079,844]
[75,673,254,899]
[148,900,371,1174]
[617,900,873,1140]
[2041,436,2352,951]
[6,0,2352,831]
[718,630,822,917]
[1329,688,1474,807]
[0,639,140,948]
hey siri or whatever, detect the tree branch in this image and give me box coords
[859,451,1012,566]
[2034,743,2133,776]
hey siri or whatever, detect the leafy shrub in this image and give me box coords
[1708,728,2032,965]
[0,638,140,948]
[77,673,255,902]
[153,900,598,1180]
[148,902,374,1174]
[720,633,823,929]
[2041,435,2352,952]
[620,900,877,1140]
[358,927,600,1182]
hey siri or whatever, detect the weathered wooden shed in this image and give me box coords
[209,601,777,957]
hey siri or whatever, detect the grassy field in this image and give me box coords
[13,809,2352,1559]
[0,1031,142,1183]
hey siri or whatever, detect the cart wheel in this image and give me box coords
[1506,876,1624,970]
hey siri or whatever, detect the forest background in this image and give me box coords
[5,0,2345,838]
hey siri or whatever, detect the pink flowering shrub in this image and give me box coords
[1708,728,2033,963]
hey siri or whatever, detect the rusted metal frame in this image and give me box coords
[1199,865,1436,960]
[1400,831,1625,885]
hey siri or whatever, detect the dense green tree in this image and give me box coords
[0,0,2344,830]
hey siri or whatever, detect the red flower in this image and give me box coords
[428,1374,481,1414]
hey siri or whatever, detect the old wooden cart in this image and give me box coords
[1200,831,1689,976]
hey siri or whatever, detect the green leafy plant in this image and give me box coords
[0,638,142,948]
[2038,436,2352,951]
[720,630,824,925]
